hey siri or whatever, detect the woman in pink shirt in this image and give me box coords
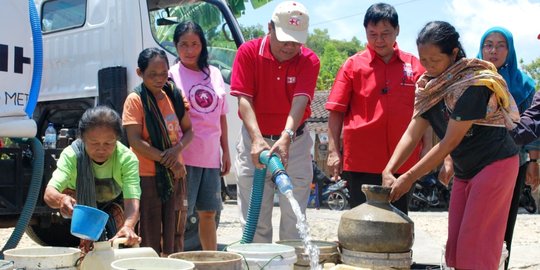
[169,21,230,250]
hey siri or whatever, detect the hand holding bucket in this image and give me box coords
[71,205,109,241]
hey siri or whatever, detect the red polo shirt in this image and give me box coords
[326,44,425,174]
[230,36,320,135]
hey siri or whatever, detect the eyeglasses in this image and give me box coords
[482,43,507,52]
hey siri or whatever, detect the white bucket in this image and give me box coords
[110,257,195,270]
[0,260,14,270]
[227,243,297,270]
[3,247,80,270]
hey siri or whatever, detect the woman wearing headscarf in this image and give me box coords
[478,26,539,270]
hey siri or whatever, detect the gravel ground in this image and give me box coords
[1,200,539,269]
[216,200,540,269]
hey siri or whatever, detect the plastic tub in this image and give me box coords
[110,257,195,270]
[71,204,108,240]
[3,247,80,270]
[227,243,297,270]
[0,260,13,270]
[169,251,242,270]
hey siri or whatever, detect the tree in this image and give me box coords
[318,43,348,90]
[306,29,331,57]
[307,29,365,90]
[241,24,265,40]
[522,57,540,89]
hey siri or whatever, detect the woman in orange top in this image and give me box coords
[122,47,193,256]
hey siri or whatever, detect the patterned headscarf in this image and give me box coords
[477,27,536,109]
[414,58,519,129]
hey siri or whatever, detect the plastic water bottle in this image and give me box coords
[44,123,57,149]
[274,172,293,195]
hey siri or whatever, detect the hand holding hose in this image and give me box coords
[250,137,270,169]
[268,134,291,167]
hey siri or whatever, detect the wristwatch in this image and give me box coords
[283,128,295,142]
[529,158,539,163]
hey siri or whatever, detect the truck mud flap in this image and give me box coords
[98,66,127,114]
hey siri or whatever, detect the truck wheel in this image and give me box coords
[25,222,79,247]
[184,210,221,251]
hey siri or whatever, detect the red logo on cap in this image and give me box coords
[289,17,300,26]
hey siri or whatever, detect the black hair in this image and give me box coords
[137,47,169,73]
[78,106,123,138]
[416,21,466,61]
[363,3,399,28]
[173,21,210,78]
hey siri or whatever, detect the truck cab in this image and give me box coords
[2,0,245,249]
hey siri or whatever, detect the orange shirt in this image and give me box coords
[122,92,182,176]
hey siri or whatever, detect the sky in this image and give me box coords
[237,0,540,64]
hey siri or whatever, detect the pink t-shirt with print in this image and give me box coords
[169,63,228,168]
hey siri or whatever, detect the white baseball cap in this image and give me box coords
[271,1,309,44]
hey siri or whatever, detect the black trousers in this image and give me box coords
[343,171,411,215]
[504,162,527,270]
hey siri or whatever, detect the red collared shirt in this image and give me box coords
[231,36,320,135]
[326,44,425,173]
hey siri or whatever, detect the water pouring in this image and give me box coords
[233,150,321,269]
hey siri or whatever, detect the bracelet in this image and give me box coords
[529,158,539,163]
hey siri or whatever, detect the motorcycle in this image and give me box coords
[519,185,537,214]
[308,179,350,211]
[409,172,451,211]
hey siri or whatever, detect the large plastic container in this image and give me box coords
[169,251,243,270]
[71,204,109,240]
[3,247,80,270]
[110,257,195,270]
[80,238,159,270]
[0,260,13,270]
[227,243,297,270]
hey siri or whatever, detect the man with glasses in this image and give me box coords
[325,3,427,214]
[230,1,320,242]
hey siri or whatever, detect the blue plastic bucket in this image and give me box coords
[71,205,109,241]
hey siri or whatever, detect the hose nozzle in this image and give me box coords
[259,150,293,195]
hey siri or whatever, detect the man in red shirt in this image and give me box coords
[230,1,320,242]
[325,3,427,214]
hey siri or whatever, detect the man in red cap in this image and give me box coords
[230,1,320,242]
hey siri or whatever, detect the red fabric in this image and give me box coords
[230,36,320,135]
[326,44,425,173]
[445,155,517,269]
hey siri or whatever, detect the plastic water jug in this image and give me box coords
[44,122,57,149]
[80,238,159,270]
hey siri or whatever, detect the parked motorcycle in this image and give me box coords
[519,185,537,214]
[308,179,350,211]
[409,172,451,211]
